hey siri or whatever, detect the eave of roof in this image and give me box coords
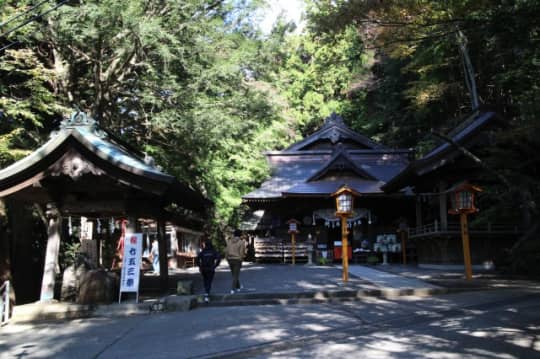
[0,113,210,212]
[382,111,497,192]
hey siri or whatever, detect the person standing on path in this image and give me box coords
[226,229,246,294]
[150,238,160,275]
[195,238,221,302]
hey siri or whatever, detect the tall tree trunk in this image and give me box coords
[456,27,479,110]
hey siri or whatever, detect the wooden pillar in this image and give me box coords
[341,216,349,282]
[415,196,423,228]
[40,204,62,301]
[460,212,473,280]
[157,219,168,293]
[291,232,296,265]
[400,230,407,265]
[439,181,448,231]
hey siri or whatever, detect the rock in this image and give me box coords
[77,270,118,305]
[61,255,95,302]
[176,280,193,295]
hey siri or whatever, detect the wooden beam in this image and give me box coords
[60,200,162,216]
[0,171,47,198]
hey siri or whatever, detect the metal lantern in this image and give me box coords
[448,182,482,215]
[332,185,360,217]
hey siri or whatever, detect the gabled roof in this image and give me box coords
[285,113,386,151]
[242,149,410,201]
[0,111,209,212]
[243,112,413,202]
[307,144,376,182]
[382,111,498,192]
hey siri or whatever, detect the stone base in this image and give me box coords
[418,262,495,271]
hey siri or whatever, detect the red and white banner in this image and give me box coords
[120,233,143,294]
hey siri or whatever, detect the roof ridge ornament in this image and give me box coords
[53,110,107,139]
[322,112,345,129]
[61,111,95,128]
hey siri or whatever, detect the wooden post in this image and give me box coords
[416,196,423,228]
[341,216,349,282]
[40,204,62,301]
[291,232,296,265]
[439,181,448,231]
[460,212,473,280]
[157,219,169,293]
[400,230,407,265]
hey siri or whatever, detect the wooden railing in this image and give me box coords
[409,220,522,238]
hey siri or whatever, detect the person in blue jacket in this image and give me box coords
[195,237,221,302]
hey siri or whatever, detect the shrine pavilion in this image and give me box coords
[242,113,415,262]
[0,111,209,301]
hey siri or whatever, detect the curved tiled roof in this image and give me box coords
[0,112,209,212]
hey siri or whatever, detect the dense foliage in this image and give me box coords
[1,0,539,236]
[302,0,540,225]
[0,0,293,233]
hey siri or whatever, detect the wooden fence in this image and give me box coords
[409,220,522,239]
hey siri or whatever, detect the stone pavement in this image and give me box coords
[344,265,441,289]
[10,262,538,323]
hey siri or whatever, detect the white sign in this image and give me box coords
[120,233,143,295]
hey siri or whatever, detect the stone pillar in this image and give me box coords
[439,181,448,231]
[40,204,62,301]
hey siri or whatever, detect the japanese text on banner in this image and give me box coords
[120,233,143,292]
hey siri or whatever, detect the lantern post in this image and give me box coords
[287,219,300,265]
[331,185,359,282]
[448,182,482,280]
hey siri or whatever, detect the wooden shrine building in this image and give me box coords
[383,110,522,269]
[0,111,209,300]
[242,113,415,263]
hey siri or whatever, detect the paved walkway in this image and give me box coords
[10,263,538,323]
[345,265,441,289]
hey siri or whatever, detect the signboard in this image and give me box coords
[119,233,143,303]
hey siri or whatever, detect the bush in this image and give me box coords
[318,257,328,265]
[367,255,379,265]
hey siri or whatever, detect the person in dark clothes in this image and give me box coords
[195,238,221,302]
